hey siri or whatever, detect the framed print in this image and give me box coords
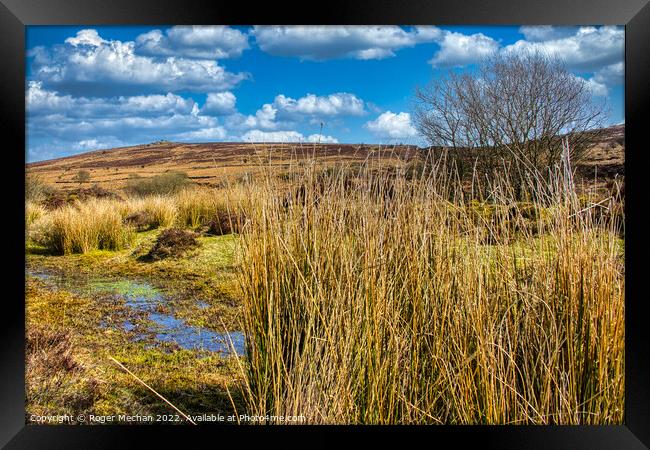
[2,0,649,447]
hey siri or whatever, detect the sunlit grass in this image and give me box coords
[236,160,624,424]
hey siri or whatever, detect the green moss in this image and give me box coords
[26,279,245,421]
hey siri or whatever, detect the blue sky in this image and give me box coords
[26,25,624,162]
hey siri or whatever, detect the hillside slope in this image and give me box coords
[26,125,623,190]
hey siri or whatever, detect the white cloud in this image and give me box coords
[574,75,609,97]
[428,31,499,68]
[64,29,107,47]
[175,126,228,141]
[274,93,365,117]
[227,92,366,131]
[73,138,127,151]
[593,62,624,86]
[306,134,338,143]
[31,29,248,96]
[26,81,75,112]
[252,25,441,60]
[240,129,338,143]
[135,26,249,59]
[503,26,624,71]
[518,26,577,42]
[202,91,237,115]
[365,111,418,139]
[233,104,280,130]
[27,82,196,117]
[26,83,227,146]
[241,130,304,142]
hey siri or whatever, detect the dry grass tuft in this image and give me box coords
[35,199,135,254]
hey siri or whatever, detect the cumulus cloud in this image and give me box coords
[227,92,366,131]
[518,26,577,42]
[365,111,418,139]
[26,82,230,149]
[226,104,280,130]
[202,91,237,115]
[503,26,624,72]
[64,29,107,47]
[593,62,624,86]
[174,126,228,141]
[573,75,609,97]
[252,25,441,60]
[274,93,365,117]
[30,29,248,96]
[27,82,197,117]
[241,129,338,143]
[306,134,339,143]
[428,31,499,68]
[135,26,249,59]
[425,25,624,90]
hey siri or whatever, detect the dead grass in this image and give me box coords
[236,155,624,424]
[32,199,135,254]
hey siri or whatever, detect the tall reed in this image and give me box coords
[237,157,624,424]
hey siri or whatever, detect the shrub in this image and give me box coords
[125,171,190,196]
[71,184,120,201]
[42,192,69,210]
[145,228,199,260]
[123,211,156,231]
[73,170,91,185]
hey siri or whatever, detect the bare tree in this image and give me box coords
[413,50,608,193]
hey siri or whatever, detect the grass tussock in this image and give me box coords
[26,200,47,228]
[34,199,135,254]
[122,195,178,230]
[237,158,624,424]
[175,187,247,234]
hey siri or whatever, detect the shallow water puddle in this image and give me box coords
[26,268,245,355]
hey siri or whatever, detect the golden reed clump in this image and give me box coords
[236,156,624,425]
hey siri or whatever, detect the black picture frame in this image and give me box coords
[2,0,648,447]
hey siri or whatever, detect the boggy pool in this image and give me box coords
[27,268,245,356]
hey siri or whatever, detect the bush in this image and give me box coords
[73,170,91,184]
[42,192,69,210]
[125,171,190,196]
[123,211,156,231]
[71,185,120,201]
[145,228,199,260]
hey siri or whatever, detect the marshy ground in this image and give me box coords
[26,230,247,423]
